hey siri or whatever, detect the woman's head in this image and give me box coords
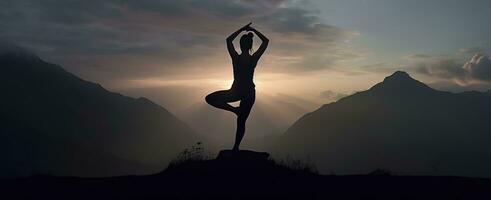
[240,32,253,54]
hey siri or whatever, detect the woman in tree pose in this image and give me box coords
[205,23,269,151]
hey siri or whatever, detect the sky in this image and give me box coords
[1,0,491,112]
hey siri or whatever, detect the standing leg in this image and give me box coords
[205,90,240,115]
[232,90,255,151]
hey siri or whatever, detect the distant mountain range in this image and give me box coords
[0,51,199,178]
[276,71,491,177]
[182,94,311,146]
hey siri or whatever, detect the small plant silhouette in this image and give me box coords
[273,155,318,174]
[168,142,210,167]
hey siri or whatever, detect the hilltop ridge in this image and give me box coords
[1,150,490,199]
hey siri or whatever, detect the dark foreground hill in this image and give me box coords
[277,71,491,177]
[1,150,490,200]
[0,50,199,177]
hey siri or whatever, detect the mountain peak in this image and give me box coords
[385,71,411,81]
[370,71,433,94]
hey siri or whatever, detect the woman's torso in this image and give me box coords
[231,54,257,91]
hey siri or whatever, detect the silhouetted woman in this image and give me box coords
[205,23,269,151]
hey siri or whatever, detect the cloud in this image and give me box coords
[319,90,347,101]
[415,54,491,84]
[405,54,433,59]
[0,0,359,83]
[458,47,486,55]
[0,40,32,55]
[463,54,491,82]
[428,80,491,93]
[356,62,401,74]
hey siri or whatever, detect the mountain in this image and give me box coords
[277,71,491,177]
[0,51,199,178]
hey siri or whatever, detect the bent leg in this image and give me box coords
[205,90,240,114]
[232,91,256,151]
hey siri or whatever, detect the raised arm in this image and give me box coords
[227,23,251,58]
[251,27,269,60]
